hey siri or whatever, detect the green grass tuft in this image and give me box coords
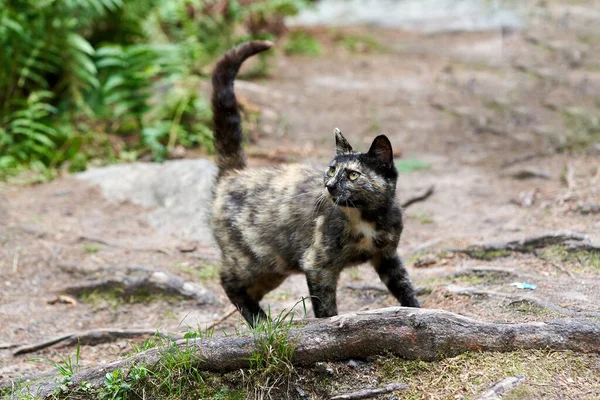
[334,33,384,53]
[395,159,431,173]
[284,31,322,56]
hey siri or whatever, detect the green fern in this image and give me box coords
[1,91,59,165]
[0,0,308,175]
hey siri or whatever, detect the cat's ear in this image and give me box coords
[367,135,393,168]
[334,128,353,154]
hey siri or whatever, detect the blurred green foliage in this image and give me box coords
[0,0,308,179]
[284,30,322,56]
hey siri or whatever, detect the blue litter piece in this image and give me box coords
[510,282,537,290]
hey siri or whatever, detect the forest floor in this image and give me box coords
[2,1,600,399]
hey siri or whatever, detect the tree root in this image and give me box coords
[401,185,435,209]
[343,284,430,296]
[449,266,539,280]
[330,382,408,400]
[53,265,218,305]
[17,307,600,398]
[12,329,181,356]
[450,232,591,259]
[446,285,600,318]
[9,309,239,357]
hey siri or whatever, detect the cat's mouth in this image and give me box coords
[328,195,356,208]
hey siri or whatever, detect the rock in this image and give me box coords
[579,203,600,215]
[413,255,438,268]
[77,159,218,242]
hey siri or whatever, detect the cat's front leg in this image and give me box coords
[304,268,341,318]
[372,253,420,307]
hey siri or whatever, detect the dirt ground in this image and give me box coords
[1,1,600,399]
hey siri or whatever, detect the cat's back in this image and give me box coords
[213,163,323,212]
[212,164,325,262]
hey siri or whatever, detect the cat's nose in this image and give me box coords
[326,183,337,195]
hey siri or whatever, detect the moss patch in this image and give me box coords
[539,245,600,274]
[376,350,600,400]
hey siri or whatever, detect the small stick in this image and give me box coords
[12,247,19,273]
[330,382,408,400]
[205,307,237,331]
[0,342,22,350]
[474,375,525,400]
[401,185,435,209]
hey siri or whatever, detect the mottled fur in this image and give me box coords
[211,41,420,326]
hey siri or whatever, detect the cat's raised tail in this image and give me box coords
[211,40,273,179]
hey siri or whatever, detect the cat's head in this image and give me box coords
[323,128,398,211]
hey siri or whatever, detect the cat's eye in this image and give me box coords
[327,166,336,177]
[348,171,360,181]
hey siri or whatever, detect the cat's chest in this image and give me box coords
[341,208,393,253]
[349,220,377,251]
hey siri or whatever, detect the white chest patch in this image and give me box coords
[341,207,377,250]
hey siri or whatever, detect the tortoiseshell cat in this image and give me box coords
[211,41,420,326]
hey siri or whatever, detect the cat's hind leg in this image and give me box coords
[221,268,287,327]
[220,265,266,327]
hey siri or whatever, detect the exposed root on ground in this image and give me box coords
[18,307,600,398]
[12,329,181,356]
[343,284,430,296]
[446,285,600,318]
[448,266,539,280]
[449,232,593,259]
[53,265,218,305]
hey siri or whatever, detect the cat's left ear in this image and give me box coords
[367,135,393,168]
[334,128,353,154]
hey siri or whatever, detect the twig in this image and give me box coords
[474,375,525,400]
[446,285,600,318]
[205,307,237,331]
[12,247,19,273]
[330,382,408,400]
[78,235,172,255]
[0,342,21,350]
[500,151,553,168]
[13,329,182,356]
[401,185,435,209]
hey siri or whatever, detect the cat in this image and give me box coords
[211,41,420,326]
